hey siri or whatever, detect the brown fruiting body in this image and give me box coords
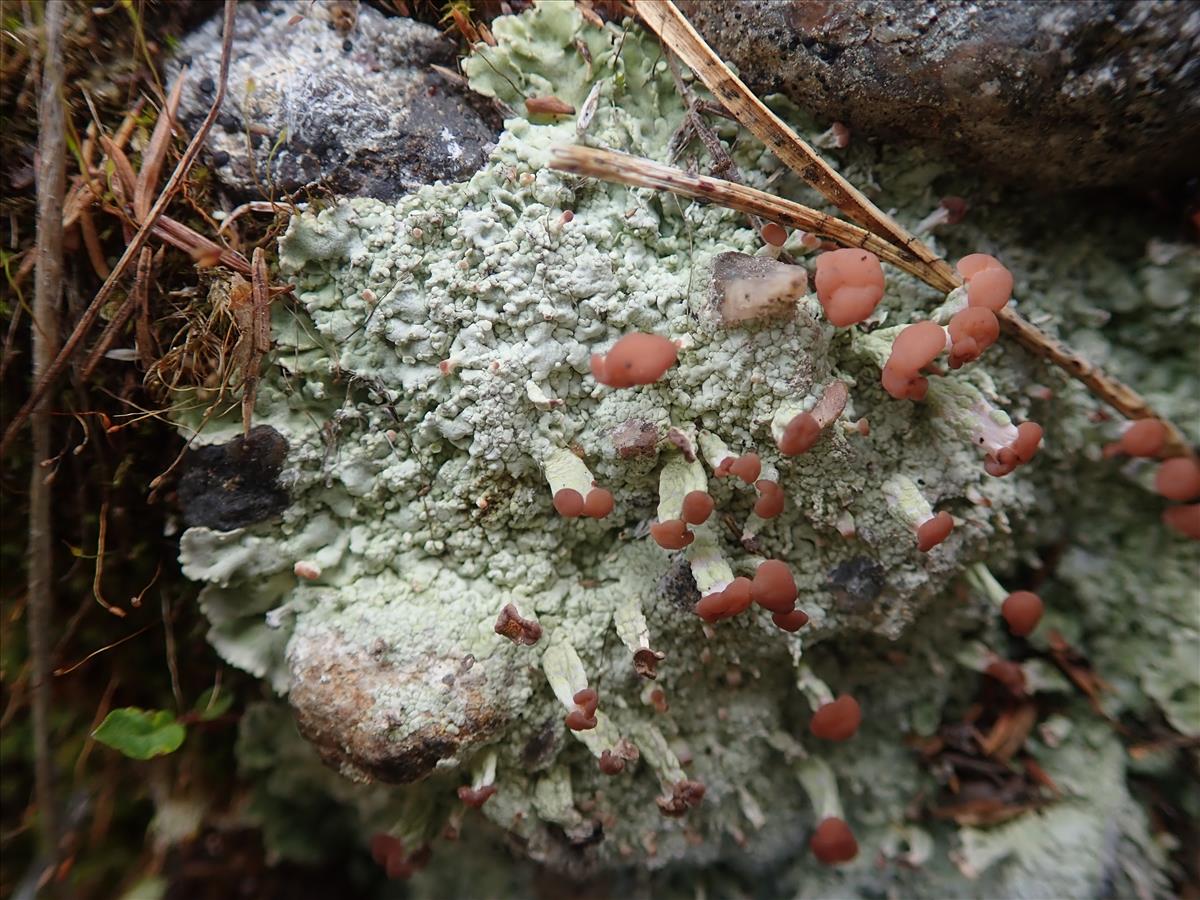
[650,518,694,550]
[727,452,762,484]
[810,817,858,865]
[591,332,678,387]
[1104,418,1167,458]
[750,559,797,613]
[1163,504,1200,540]
[883,320,946,401]
[1155,457,1200,501]
[633,648,667,679]
[780,381,850,455]
[985,659,1027,696]
[985,422,1044,476]
[566,687,599,731]
[761,221,787,247]
[809,695,862,741]
[771,609,810,632]
[598,750,626,775]
[947,306,999,368]
[656,779,706,817]
[695,577,753,623]
[779,412,821,456]
[1001,590,1044,637]
[553,488,585,518]
[814,248,886,327]
[916,511,954,552]
[681,489,715,525]
[493,603,542,646]
[582,487,615,518]
[754,480,785,518]
[457,784,498,808]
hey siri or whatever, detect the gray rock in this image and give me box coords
[676,0,1200,190]
[173,1,502,200]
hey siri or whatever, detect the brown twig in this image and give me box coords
[239,247,272,434]
[627,0,1192,456]
[90,499,126,618]
[1,0,239,458]
[632,0,958,291]
[135,249,160,370]
[79,247,152,381]
[162,593,183,710]
[549,143,1190,455]
[29,0,66,871]
[134,73,186,222]
[77,201,109,279]
[550,145,934,278]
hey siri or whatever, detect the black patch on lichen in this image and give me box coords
[521,718,561,773]
[178,425,290,530]
[824,557,886,612]
[656,554,701,611]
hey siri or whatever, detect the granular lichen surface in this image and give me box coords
[175,3,1199,897]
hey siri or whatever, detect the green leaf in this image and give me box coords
[92,708,186,760]
[192,687,233,721]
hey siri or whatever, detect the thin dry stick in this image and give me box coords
[79,247,152,381]
[550,145,924,273]
[0,0,238,458]
[551,145,1191,456]
[630,0,1191,455]
[241,247,272,434]
[134,73,186,222]
[29,0,66,870]
[632,0,958,291]
[89,499,126,618]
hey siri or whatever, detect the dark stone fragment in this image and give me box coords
[198,74,214,93]
[211,150,230,167]
[178,425,289,530]
[824,557,886,612]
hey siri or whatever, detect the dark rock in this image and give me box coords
[178,425,290,530]
[173,0,503,200]
[676,0,1200,190]
[824,557,886,612]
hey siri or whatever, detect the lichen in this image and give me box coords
[174,2,1199,896]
